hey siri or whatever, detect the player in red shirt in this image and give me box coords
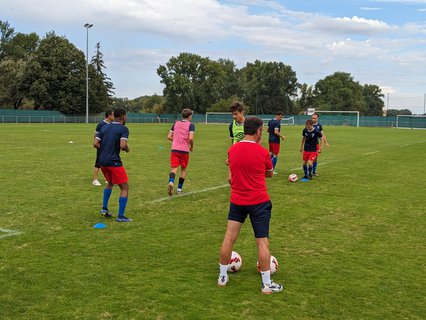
[217,117,283,294]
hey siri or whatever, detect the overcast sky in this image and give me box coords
[3,0,426,113]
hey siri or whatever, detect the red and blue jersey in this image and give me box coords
[228,141,273,206]
[96,122,129,167]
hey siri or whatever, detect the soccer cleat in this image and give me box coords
[168,182,174,196]
[217,275,229,286]
[308,174,313,180]
[92,180,102,186]
[100,209,113,218]
[177,188,183,195]
[312,172,318,176]
[273,171,278,175]
[115,216,132,222]
[301,176,309,182]
[261,281,283,294]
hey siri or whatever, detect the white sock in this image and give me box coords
[219,263,228,277]
[260,270,271,285]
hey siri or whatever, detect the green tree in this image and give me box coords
[0,21,40,109]
[386,109,412,116]
[20,32,86,113]
[294,83,314,114]
[157,52,225,114]
[217,58,243,100]
[363,84,385,116]
[89,42,115,113]
[240,60,298,114]
[313,72,366,114]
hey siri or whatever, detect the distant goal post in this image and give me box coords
[205,112,295,126]
[395,115,426,130]
[314,110,360,127]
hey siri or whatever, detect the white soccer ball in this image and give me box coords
[227,251,242,273]
[257,255,279,275]
[288,173,298,182]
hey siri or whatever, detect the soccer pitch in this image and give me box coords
[0,123,425,320]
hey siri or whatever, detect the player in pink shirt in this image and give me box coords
[167,109,195,196]
[217,117,283,294]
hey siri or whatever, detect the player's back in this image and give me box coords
[228,141,271,205]
[171,120,194,152]
[99,122,128,166]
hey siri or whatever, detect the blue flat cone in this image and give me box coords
[93,222,107,229]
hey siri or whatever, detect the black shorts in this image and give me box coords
[94,149,101,168]
[228,201,272,238]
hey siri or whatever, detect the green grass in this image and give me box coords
[0,123,425,320]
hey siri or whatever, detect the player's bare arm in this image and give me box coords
[274,128,285,140]
[93,137,100,149]
[167,131,174,141]
[120,139,130,153]
[189,132,194,152]
[300,137,306,152]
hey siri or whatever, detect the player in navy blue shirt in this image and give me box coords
[300,119,322,181]
[93,108,132,222]
[92,110,114,186]
[312,113,329,176]
[267,111,286,174]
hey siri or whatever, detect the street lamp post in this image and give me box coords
[84,23,93,124]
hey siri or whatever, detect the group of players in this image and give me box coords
[92,101,329,294]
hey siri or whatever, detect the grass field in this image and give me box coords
[0,123,425,320]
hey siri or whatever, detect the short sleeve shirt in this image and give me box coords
[268,118,281,143]
[302,128,322,152]
[228,140,273,205]
[96,122,129,167]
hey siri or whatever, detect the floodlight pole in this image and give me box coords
[423,93,425,115]
[84,23,93,124]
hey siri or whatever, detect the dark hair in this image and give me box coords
[244,117,263,135]
[181,108,193,118]
[230,101,244,113]
[105,109,113,118]
[312,113,319,118]
[306,119,314,126]
[275,111,284,116]
[113,108,126,119]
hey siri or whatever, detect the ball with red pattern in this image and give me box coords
[257,255,279,275]
[227,251,242,273]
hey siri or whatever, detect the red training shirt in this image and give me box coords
[228,140,273,205]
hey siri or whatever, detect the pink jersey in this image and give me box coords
[170,120,195,153]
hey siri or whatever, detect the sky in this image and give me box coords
[3,0,426,114]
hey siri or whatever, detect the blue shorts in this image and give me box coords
[228,201,272,238]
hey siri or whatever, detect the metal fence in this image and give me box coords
[0,113,405,128]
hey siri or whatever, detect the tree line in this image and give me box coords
[0,20,113,114]
[2,20,411,116]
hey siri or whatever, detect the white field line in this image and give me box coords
[363,151,379,155]
[147,184,229,204]
[290,162,328,172]
[401,140,426,147]
[0,228,23,239]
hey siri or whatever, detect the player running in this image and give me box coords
[267,111,286,174]
[93,108,132,222]
[300,119,322,182]
[218,117,283,294]
[312,113,330,176]
[167,109,195,196]
[92,110,114,186]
